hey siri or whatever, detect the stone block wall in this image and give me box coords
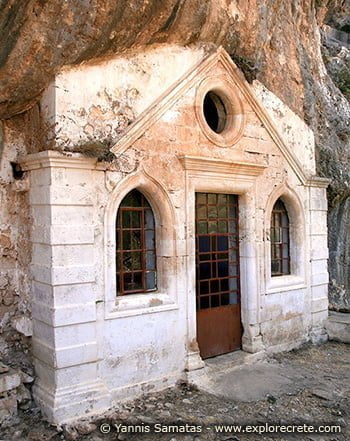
[0,362,33,427]
[20,151,189,422]
[1,46,332,424]
[22,155,109,422]
[0,119,32,360]
[309,184,330,343]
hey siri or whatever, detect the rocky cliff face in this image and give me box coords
[0,0,349,354]
[216,1,350,311]
[318,2,350,311]
[218,5,350,315]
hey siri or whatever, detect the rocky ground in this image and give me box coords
[0,341,349,441]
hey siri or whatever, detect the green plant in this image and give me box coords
[229,53,258,83]
[335,67,350,98]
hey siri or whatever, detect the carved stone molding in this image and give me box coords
[19,150,98,171]
[194,74,245,147]
[178,155,267,178]
[109,47,318,186]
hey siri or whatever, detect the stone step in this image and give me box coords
[327,311,350,344]
[205,349,266,371]
[187,349,267,392]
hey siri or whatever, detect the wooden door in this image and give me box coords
[195,193,242,359]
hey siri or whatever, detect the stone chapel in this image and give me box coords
[17,45,329,423]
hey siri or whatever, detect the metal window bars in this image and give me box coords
[116,190,157,295]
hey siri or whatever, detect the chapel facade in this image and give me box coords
[18,45,329,423]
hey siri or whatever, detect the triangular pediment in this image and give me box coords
[110,47,310,184]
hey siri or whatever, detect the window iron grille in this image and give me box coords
[116,190,157,295]
[271,199,290,276]
[195,192,240,310]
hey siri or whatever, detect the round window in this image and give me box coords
[195,76,245,147]
[203,92,227,134]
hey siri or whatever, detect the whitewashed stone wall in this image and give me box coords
[40,45,208,151]
[25,158,107,422]
[18,46,330,423]
[309,184,329,343]
[252,81,316,176]
[21,152,189,422]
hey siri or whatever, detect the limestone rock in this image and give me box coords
[0,0,233,120]
[19,369,34,384]
[311,388,334,401]
[62,425,79,441]
[16,383,31,409]
[12,316,33,337]
[0,393,18,427]
[0,368,21,393]
[0,361,9,374]
[74,422,98,435]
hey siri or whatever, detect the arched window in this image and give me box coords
[116,190,156,295]
[271,199,290,276]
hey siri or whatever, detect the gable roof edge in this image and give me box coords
[110,47,310,185]
[110,49,219,156]
[217,50,308,185]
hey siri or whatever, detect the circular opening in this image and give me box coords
[203,91,227,134]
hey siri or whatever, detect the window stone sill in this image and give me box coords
[105,292,178,319]
[266,275,306,294]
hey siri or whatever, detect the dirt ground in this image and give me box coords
[0,341,349,441]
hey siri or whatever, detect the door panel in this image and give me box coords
[195,192,242,359]
[197,305,241,359]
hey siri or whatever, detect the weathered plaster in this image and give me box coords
[0,118,31,357]
[41,45,209,151]
[252,80,316,175]
[17,46,329,423]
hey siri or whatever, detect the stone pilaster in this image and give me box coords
[20,151,110,423]
[308,178,330,343]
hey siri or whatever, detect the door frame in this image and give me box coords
[195,192,242,358]
[179,156,266,369]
